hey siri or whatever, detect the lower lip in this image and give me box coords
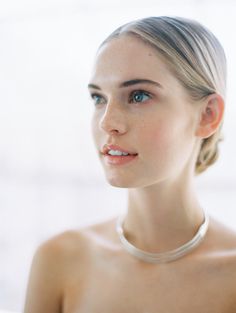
[103,154,138,165]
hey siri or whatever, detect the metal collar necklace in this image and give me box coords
[116,212,209,264]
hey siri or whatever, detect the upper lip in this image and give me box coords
[101,144,138,155]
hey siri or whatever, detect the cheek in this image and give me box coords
[90,115,100,147]
[138,116,193,161]
[138,119,171,154]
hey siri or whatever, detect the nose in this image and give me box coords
[99,100,127,135]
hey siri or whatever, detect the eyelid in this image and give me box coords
[90,92,107,104]
[90,92,103,99]
[131,89,152,95]
[89,89,153,105]
[129,89,152,102]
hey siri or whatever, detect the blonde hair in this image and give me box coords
[100,16,227,175]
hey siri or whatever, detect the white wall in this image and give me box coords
[0,0,236,311]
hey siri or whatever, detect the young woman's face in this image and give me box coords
[88,35,201,188]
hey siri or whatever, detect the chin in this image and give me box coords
[104,174,138,188]
[105,173,154,189]
[106,178,133,188]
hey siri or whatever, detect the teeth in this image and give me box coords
[108,150,129,156]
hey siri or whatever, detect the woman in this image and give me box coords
[24,16,236,312]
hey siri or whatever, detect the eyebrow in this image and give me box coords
[87,78,163,90]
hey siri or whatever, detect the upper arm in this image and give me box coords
[23,237,65,313]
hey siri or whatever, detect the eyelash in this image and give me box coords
[129,90,152,103]
[90,93,106,105]
[90,90,152,106]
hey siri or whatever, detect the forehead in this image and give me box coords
[89,35,176,88]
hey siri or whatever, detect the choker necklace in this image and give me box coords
[116,212,209,264]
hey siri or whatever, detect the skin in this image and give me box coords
[24,35,236,313]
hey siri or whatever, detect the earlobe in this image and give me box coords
[195,93,225,138]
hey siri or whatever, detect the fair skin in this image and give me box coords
[24,35,236,313]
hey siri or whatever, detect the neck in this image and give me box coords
[124,177,204,253]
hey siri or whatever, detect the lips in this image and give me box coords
[102,144,138,155]
[104,153,138,165]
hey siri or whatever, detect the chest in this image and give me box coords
[62,254,234,313]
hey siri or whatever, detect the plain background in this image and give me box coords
[0,0,236,311]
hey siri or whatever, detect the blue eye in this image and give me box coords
[90,93,105,105]
[130,90,151,103]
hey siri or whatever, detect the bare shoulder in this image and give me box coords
[32,216,119,268]
[38,228,89,259]
[24,228,93,313]
[207,215,236,251]
[33,226,97,276]
[33,216,120,272]
[205,216,236,269]
[204,216,236,304]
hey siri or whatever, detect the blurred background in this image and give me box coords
[0,0,236,311]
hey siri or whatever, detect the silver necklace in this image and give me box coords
[116,212,209,264]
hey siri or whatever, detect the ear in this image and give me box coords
[195,93,225,138]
